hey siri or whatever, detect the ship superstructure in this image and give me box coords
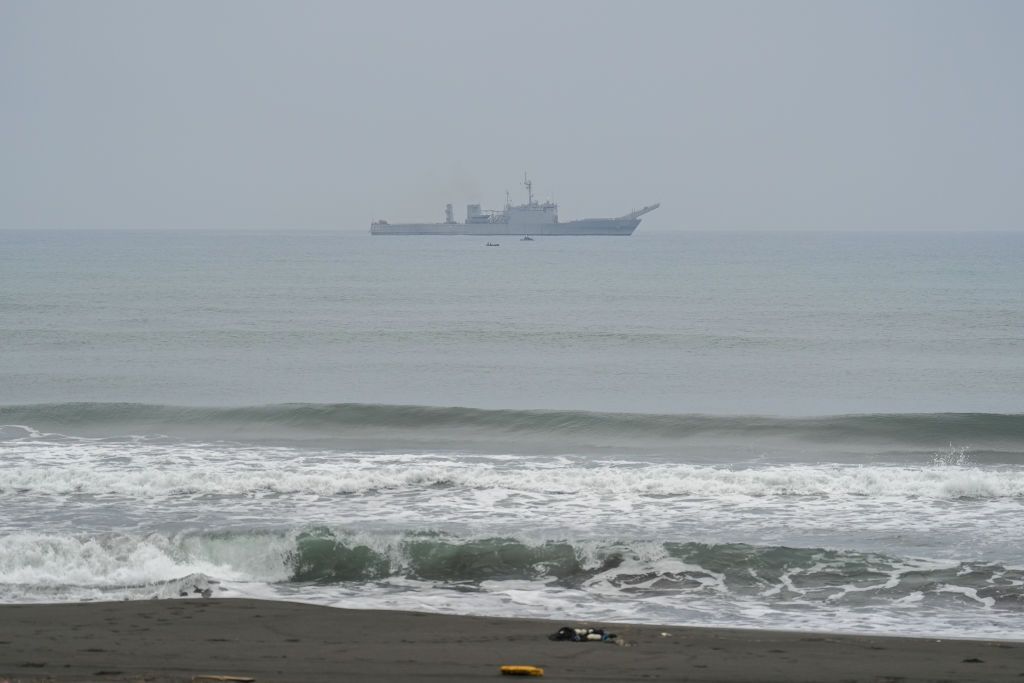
[371,175,658,236]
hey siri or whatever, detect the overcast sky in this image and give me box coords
[2,0,1022,230]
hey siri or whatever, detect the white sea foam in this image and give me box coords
[3,435,1024,638]
[0,527,1021,639]
[3,440,1023,499]
[0,532,292,588]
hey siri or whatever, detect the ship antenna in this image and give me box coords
[523,172,533,206]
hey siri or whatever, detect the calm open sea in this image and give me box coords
[1,229,1022,637]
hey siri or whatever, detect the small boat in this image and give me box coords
[521,235,534,241]
[486,242,500,247]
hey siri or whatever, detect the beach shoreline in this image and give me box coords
[0,598,1019,682]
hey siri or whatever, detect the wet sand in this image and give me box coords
[0,599,1020,682]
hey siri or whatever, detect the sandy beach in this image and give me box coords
[0,599,1019,682]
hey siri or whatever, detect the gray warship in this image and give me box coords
[371,175,659,236]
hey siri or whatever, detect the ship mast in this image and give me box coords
[523,173,533,206]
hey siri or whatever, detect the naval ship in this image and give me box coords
[371,176,659,236]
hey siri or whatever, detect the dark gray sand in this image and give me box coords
[0,599,1020,682]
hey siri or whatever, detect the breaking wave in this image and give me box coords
[1,528,1021,614]
[3,403,1024,636]
[2,402,1023,451]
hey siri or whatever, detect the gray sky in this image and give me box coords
[2,0,1022,230]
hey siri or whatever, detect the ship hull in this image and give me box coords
[370,218,640,236]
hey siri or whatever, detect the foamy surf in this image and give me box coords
[3,434,1022,499]
[0,528,1021,638]
[2,403,1024,639]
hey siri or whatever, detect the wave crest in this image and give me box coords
[2,402,1023,450]
[1,528,1021,614]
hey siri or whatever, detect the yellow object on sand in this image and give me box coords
[500,665,545,676]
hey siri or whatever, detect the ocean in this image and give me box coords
[1,229,1022,639]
